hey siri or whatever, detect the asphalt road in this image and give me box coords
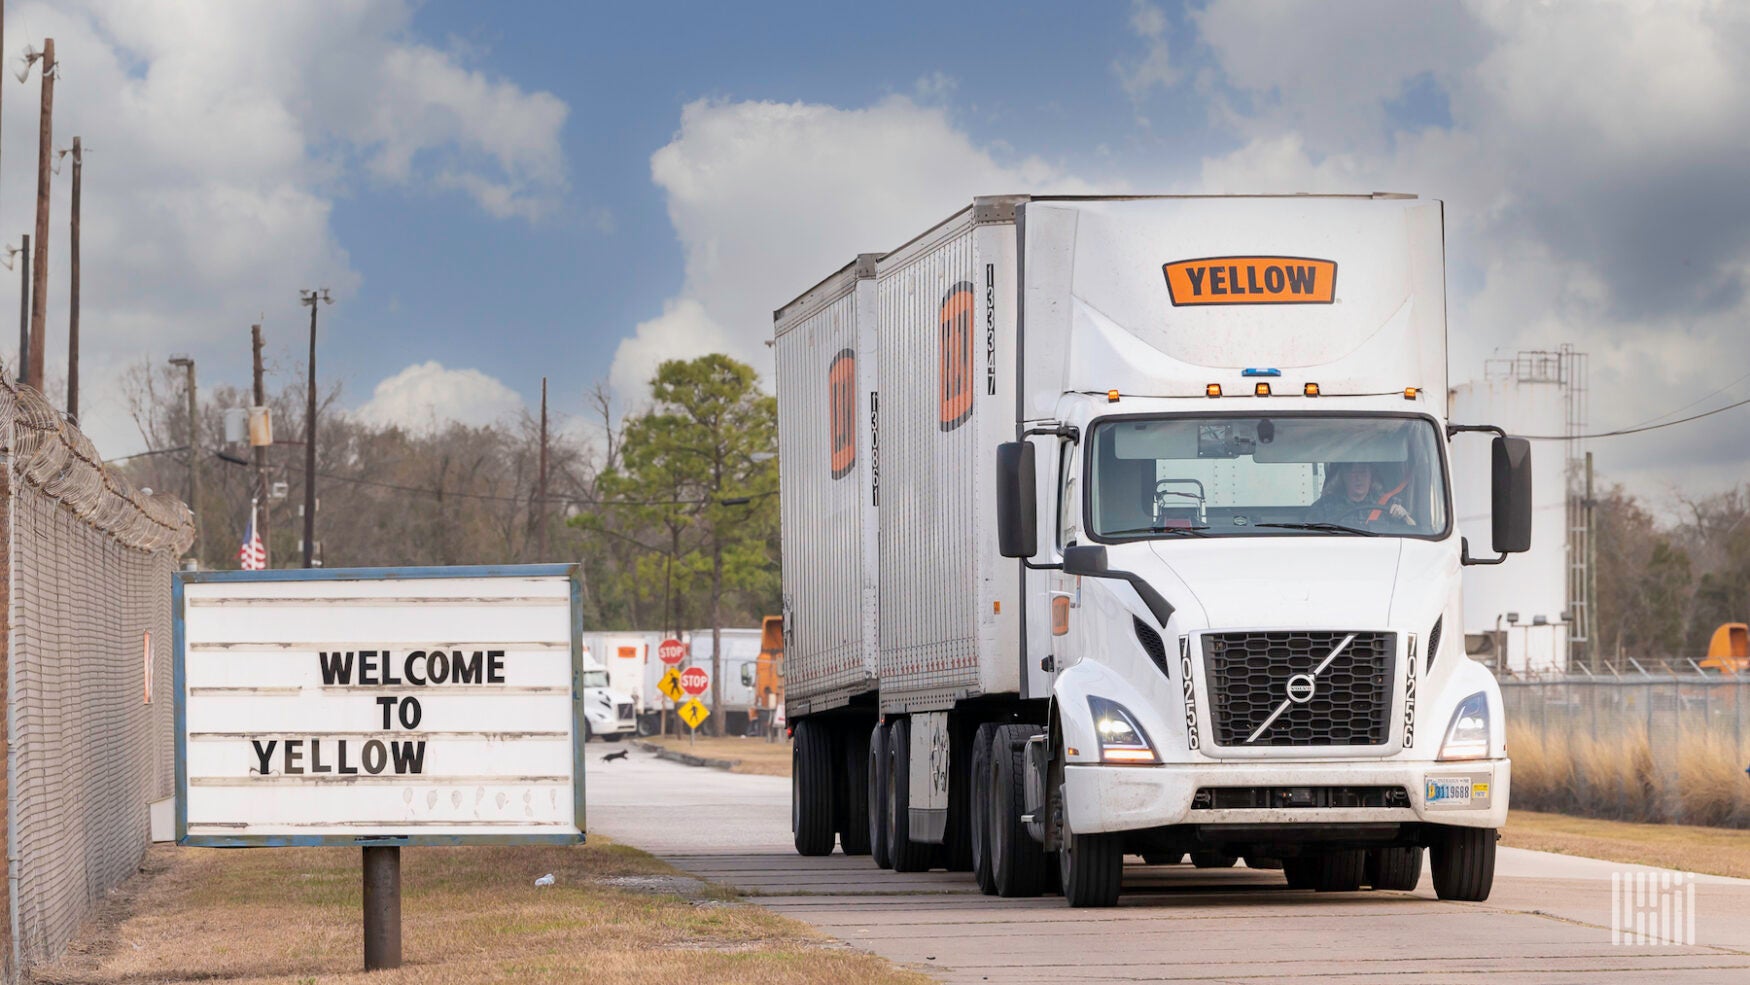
[587,745,1750,984]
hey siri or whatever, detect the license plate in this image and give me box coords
[1425,776,1472,806]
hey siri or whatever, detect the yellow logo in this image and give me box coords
[1163,256,1337,305]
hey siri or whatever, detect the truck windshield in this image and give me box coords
[1086,414,1448,540]
[583,670,609,688]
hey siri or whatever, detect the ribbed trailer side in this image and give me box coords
[774,256,881,716]
[875,200,1022,712]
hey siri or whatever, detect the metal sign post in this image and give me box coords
[363,845,401,969]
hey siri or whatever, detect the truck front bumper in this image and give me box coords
[1062,758,1509,833]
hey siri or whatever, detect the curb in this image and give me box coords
[633,739,737,772]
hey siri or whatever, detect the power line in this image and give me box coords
[1621,368,1750,431]
[1520,394,1750,440]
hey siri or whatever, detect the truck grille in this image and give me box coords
[616,702,635,722]
[1203,632,1395,746]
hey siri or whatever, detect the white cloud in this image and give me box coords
[611,95,1096,398]
[1115,0,1178,108]
[354,361,524,431]
[0,1,567,457]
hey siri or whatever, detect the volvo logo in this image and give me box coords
[1285,673,1316,704]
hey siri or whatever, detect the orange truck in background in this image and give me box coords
[1701,623,1749,673]
[756,615,785,719]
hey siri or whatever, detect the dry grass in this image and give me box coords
[30,838,928,985]
[1503,809,1750,880]
[1506,723,1750,828]
[646,735,794,777]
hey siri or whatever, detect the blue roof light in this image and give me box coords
[1242,368,1282,378]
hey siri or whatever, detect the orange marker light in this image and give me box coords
[1254,382,1271,397]
[1404,387,1420,400]
[1051,596,1071,636]
[1107,389,1121,403]
[1205,384,1222,398]
[1304,382,1320,397]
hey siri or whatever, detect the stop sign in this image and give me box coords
[658,638,687,665]
[679,666,709,696]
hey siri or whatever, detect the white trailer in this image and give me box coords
[775,195,1533,905]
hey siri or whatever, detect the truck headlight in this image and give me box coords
[1437,691,1491,761]
[1089,696,1157,764]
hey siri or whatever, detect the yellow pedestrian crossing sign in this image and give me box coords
[658,667,686,703]
[677,698,710,730]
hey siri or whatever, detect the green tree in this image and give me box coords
[574,355,779,732]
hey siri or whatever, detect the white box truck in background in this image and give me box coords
[581,653,637,742]
[774,195,1533,906]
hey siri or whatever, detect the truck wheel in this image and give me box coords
[969,723,1001,895]
[1058,819,1123,908]
[791,719,835,856]
[1282,857,1315,889]
[1430,826,1496,901]
[887,718,935,872]
[838,724,871,855]
[1311,850,1366,892]
[1366,847,1423,891]
[1191,850,1238,868]
[989,724,1047,897]
[868,722,892,869]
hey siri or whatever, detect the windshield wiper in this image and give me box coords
[1100,526,1211,538]
[1252,522,1379,537]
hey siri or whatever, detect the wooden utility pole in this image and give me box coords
[252,324,271,567]
[27,38,53,392]
[299,289,331,567]
[170,356,200,559]
[537,377,549,558]
[66,137,81,420]
[14,235,26,381]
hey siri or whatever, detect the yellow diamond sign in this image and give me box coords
[658,667,686,703]
[676,698,710,730]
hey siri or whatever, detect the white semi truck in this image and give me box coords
[774,194,1532,907]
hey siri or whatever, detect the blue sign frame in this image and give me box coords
[173,563,586,848]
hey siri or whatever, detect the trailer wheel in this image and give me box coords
[1365,846,1423,891]
[1311,850,1366,892]
[886,718,935,872]
[1430,826,1496,901]
[1282,857,1316,889]
[1057,817,1123,908]
[1190,850,1238,869]
[838,724,871,856]
[868,722,892,869]
[791,719,835,856]
[988,724,1047,897]
[969,724,1001,894]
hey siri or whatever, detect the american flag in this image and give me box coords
[238,501,266,570]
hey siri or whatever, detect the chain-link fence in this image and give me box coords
[1,376,193,980]
[1501,675,1750,828]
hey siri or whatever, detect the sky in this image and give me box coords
[2,0,1748,512]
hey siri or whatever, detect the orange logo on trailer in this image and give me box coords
[939,281,976,431]
[1162,256,1337,306]
[828,349,856,479]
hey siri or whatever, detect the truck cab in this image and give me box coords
[581,656,637,742]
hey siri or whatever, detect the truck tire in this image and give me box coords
[988,724,1047,897]
[1058,820,1123,908]
[1366,846,1423,891]
[1311,850,1366,892]
[1430,826,1496,901]
[969,723,1001,895]
[869,722,892,869]
[792,719,835,856]
[886,718,935,872]
[1282,857,1316,889]
[1190,850,1238,868]
[838,724,871,855]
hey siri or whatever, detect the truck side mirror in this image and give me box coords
[1491,435,1532,554]
[1062,544,1109,576]
[996,442,1037,558]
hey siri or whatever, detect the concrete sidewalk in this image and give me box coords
[587,746,1750,984]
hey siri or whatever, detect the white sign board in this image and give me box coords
[175,564,584,846]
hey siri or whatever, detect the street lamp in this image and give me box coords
[168,355,200,561]
[299,289,331,567]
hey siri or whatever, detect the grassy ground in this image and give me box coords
[1501,809,1750,880]
[29,838,927,985]
[644,735,793,777]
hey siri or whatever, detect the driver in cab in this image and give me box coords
[1311,462,1416,527]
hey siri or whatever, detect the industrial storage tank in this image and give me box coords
[1451,365,1571,674]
